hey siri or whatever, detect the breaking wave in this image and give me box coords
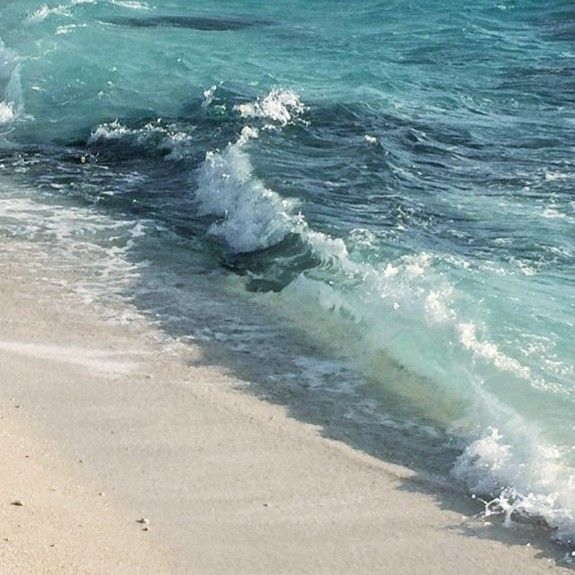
[88,119,195,160]
[0,38,22,130]
[191,88,575,547]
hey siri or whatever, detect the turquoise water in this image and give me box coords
[1,0,574,546]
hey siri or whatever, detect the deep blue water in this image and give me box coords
[1,0,574,546]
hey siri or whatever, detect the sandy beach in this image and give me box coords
[0,241,570,574]
[2,0,575,570]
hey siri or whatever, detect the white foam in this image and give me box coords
[56,23,87,35]
[88,120,194,160]
[26,5,53,23]
[454,424,575,541]
[544,171,569,182]
[0,101,15,124]
[89,120,130,141]
[0,192,147,312]
[234,89,305,126]
[26,0,97,23]
[108,0,151,8]
[457,322,532,380]
[0,39,23,129]
[195,128,297,253]
[194,101,352,257]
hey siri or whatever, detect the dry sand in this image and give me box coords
[0,254,572,574]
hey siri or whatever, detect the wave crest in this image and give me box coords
[88,119,194,160]
[0,39,23,129]
[234,89,305,127]
[195,126,298,253]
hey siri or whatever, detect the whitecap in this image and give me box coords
[234,89,305,126]
[88,120,194,160]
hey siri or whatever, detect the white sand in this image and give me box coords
[0,254,571,574]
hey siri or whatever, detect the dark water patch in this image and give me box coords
[220,233,321,292]
[106,15,273,31]
[526,2,575,42]
[83,92,251,164]
[498,65,575,107]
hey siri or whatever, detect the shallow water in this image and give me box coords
[1,0,574,546]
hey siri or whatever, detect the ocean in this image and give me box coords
[1,0,574,550]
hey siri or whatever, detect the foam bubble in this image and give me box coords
[457,322,532,380]
[56,23,87,35]
[89,120,130,141]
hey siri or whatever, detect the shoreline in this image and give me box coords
[0,242,571,574]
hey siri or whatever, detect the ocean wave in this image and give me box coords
[1,0,574,556]
[194,90,310,252]
[195,126,298,253]
[192,88,575,546]
[26,5,65,24]
[0,39,22,130]
[41,85,575,543]
[88,119,194,160]
[277,248,575,545]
